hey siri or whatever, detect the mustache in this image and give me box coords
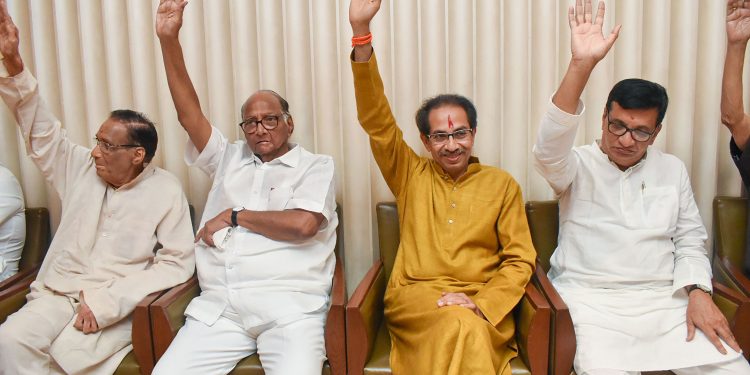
[439,148,464,157]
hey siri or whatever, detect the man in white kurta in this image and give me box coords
[0,4,196,373]
[533,1,750,374]
[153,1,337,373]
[0,164,24,281]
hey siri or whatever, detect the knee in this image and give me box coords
[0,319,31,358]
[436,307,491,340]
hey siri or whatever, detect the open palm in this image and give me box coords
[0,0,19,59]
[727,0,750,43]
[349,0,381,28]
[156,0,188,39]
[569,0,620,65]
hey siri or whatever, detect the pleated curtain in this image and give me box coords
[0,0,743,291]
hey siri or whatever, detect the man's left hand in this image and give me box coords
[437,292,486,320]
[686,288,740,355]
[74,291,100,334]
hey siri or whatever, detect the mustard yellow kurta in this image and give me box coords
[352,52,536,375]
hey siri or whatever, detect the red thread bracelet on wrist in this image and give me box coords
[351,32,373,47]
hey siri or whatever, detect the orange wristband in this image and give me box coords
[351,32,373,47]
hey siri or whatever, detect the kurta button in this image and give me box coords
[448,219,454,224]
[451,203,456,208]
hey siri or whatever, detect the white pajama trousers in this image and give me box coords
[153,312,327,375]
[580,356,750,375]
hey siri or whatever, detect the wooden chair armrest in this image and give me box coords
[514,275,551,375]
[131,289,169,375]
[533,265,575,375]
[150,276,201,360]
[346,261,386,375]
[0,271,36,324]
[712,281,750,360]
[326,253,347,375]
[717,258,750,297]
[0,266,40,292]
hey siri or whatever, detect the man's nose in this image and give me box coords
[618,131,636,147]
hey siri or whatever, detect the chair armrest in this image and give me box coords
[533,265,575,375]
[0,266,39,292]
[712,281,750,360]
[716,258,750,297]
[131,289,168,375]
[513,275,551,375]
[326,253,347,375]
[0,271,35,324]
[150,276,200,360]
[346,260,386,375]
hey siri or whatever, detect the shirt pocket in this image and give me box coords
[641,186,678,230]
[267,185,294,211]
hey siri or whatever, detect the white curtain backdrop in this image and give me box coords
[0,0,745,291]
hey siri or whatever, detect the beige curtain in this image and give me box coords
[0,0,744,291]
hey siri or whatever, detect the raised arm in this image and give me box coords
[156,0,212,152]
[0,0,22,76]
[721,0,750,150]
[349,0,381,62]
[553,0,620,113]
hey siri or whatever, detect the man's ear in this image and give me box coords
[420,133,431,151]
[286,115,295,135]
[132,148,146,165]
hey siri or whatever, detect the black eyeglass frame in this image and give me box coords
[605,112,658,143]
[238,113,289,134]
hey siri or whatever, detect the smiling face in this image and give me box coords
[599,101,661,170]
[90,118,146,188]
[420,104,476,180]
[240,91,294,162]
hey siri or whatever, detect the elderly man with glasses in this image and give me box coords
[153,1,338,374]
[533,1,750,374]
[347,1,536,374]
[0,1,196,373]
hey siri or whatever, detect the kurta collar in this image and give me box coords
[593,139,648,173]
[241,142,300,168]
[113,162,157,191]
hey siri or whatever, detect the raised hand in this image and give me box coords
[0,0,23,75]
[568,0,621,67]
[349,0,381,35]
[727,0,750,44]
[156,0,188,40]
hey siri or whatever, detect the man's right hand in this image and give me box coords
[727,0,750,45]
[0,0,23,76]
[349,0,381,62]
[156,0,188,40]
[568,0,621,70]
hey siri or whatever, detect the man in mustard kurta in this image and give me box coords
[349,1,536,374]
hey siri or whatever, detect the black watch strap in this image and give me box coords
[231,207,243,227]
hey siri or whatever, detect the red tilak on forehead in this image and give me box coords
[448,114,454,130]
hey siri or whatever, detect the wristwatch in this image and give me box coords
[686,284,712,296]
[231,206,244,227]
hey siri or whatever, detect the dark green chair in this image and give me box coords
[712,196,750,297]
[345,202,551,375]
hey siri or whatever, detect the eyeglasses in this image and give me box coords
[93,137,141,153]
[238,113,287,134]
[606,113,656,142]
[425,128,474,145]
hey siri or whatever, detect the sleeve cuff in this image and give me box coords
[547,94,586,127]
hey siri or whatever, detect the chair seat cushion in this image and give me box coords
[113,352,139,375]
[364,322,530,375]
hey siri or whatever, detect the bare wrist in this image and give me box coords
[351,24,371,37]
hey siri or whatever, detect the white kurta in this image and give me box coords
[533,100,743,372]
[0,164,25,281]
[184,128,337,329]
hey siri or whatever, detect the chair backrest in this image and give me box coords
[376,202,399,281]
[524,201,559,271]
[713,196,748,268]
[18,208,52,272]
